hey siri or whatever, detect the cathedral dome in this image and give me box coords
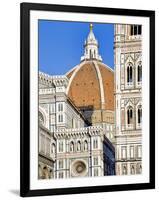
[66,60,114,111]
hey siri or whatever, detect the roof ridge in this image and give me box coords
[98,62,114,73]
[65,64,79,76]
[92,61,105,110]
[66,61,86,95]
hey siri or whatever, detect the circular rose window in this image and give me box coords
[71,160,87,177]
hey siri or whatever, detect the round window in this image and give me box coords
[71,160,87,177]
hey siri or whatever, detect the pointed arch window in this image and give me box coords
[58,114,63,122]
[122,165,127,175]
[121,146,127,159]
[89,49,92,58]
[130,25,142,35]
[70,141,74,152]
[51,143,55,154]
[93,138,98,149]
[59,141,63,152]
[131,165,135,175]
[77,141,81,151]
[137,62,142,82]
[127,106,133,124]
[127,63,133,83]
[137,106,142,124]
[94,49,96,58]
[58,103,63,112]
[139,165,142,174]
[58,160,63,169]
[137,164,142,174]
[93,157,98,165]
[84,140,88,151]
[137,145,142,158]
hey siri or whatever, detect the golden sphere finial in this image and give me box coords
[90,23,93,31]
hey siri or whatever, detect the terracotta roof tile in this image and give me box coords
[66,60,114,111]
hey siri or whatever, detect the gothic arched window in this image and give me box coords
[138,107,142,124]
[127,63,133,83]
[51,143,55,154]
[59,141,63,152]
[77,141,81,151]
[84,140,88,151]
[137,164,142,174]
[139,165,142,174]
[58,114,63,122]
[127,106,133,124]
[130,25,142,35]
[70,141,74,152]
[137,62,142,82]
[58,160,63,169]
[93,138,98,149]
[131,165,135,175]
[58,103,63,111]
[122,165,127,175]
[94,49,96,58]
[90,49,92,58]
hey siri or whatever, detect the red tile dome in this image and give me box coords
[66,60,114,111]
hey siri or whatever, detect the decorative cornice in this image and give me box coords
[39,71,69,88]
[54,126,103,139]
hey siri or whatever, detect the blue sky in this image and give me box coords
[39,20,114,75]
